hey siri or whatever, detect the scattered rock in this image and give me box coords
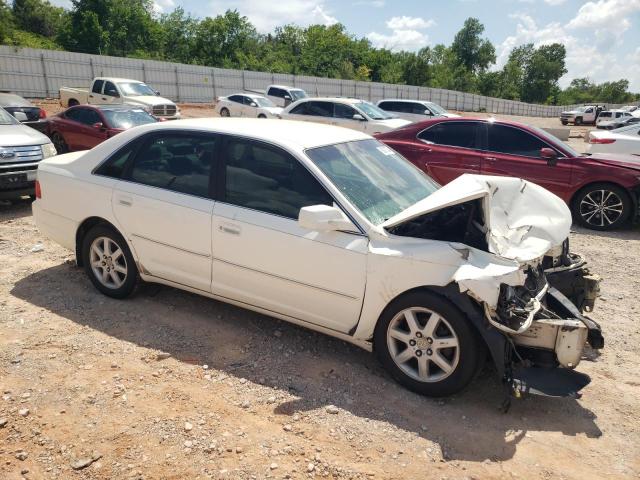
[30,244,44,253]
[307,463,315,472]
[241,400,250,409]
[156,352,171,361]
[19,408,30,417]
[235,446,243,454]
[326,405,339,415]
[70,454,102,470]
[184,422,193,432]
[270,462,278,470]
[283,424,293,432]
[15,451,28,461]
[0,418,7,427]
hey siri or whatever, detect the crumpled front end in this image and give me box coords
[381,174,604,399]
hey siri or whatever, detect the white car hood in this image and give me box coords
[375,118,412,128]
[125,96,176,107]
[381,174,571,263]
[259,106,283,115]
[442,113,461,118]
[0,123,49,147]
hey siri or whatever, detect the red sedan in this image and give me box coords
[46,105,157,153]
[376,117,640,230]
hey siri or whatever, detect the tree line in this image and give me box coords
[1,0,638,105]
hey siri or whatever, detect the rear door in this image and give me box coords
[111,131,217,291]
[414,121,483,184]
[481,123,573,199]
[286,101,334,125]
[227,95,245,116]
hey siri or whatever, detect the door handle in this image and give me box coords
[117,195,132,207]
[219,223,241,235]
[484,156,498,162]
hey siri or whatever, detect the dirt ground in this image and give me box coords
[1,103,639,480]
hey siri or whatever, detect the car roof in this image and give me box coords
[96,78,144,84]
[128,118,370,149]
[229,93,266,100]
[0,93,34,107]
[378,99,431,104]
[269,85,304,91]
[297,97,363,104]
[66,104,148,113]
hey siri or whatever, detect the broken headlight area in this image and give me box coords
[489,266,604,400]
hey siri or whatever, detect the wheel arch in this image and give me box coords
[569,180,635,213]
[75,216,122,266]
[372,283,506,378]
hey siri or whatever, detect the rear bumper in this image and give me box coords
[32,201,77,251]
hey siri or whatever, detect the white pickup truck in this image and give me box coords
[559,104,606,126]
[59,77,180,120]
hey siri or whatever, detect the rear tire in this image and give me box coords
[572,183,631,230]
[561,120,568,126]
[374,291,483,397]
[220,108,230,117]
[258,114,267,119]
[81,224,138,299]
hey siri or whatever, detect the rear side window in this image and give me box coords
[228,95,244,104]
[418,122,479,149]
[129,134,216,198]
[487,125,548,158]
[223,138,332,219]
[92,80,104,94]
[306,101,333,117]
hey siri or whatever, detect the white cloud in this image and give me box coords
[207,0,338,32]
[386,16,436,30]
[497,13,640,91]
[544,0,567,5]
[567,0,640,29]
[353,0,385,7]
[368,30,430,51]
[153,0,175,14]
[368,15,435,51]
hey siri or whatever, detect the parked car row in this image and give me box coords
[32,117,604,401]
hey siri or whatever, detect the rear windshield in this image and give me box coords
[102,109,157,129]
[599,112,612,118]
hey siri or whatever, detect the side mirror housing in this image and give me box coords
[283,95,291,100]
[540,147,558,165]
[155,90,160,95]
[92,122,104,130]
[298,205,356,232]
[352,113,366,121]
[423,109,433,116]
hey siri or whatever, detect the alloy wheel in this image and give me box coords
[579,189,624,228]
[386,307,460,383]
[89,236,128,289]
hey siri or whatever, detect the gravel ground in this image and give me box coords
[0,103,638,479]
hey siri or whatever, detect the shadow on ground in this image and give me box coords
[11,262,603,463]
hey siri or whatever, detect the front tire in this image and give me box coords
[220,108,230,117]
[258,114,267,119]
[572,183,631,230]
[374,291,483,397]
[81,224,138,299]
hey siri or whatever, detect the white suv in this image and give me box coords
[281,98,411,134]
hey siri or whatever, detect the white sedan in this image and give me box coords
[280,97,411,134]
[587,124,640,155]
[33,118,602,398]
[216,93,282,118]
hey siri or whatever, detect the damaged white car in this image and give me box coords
[33,119,603,400]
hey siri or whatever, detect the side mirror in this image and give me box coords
[352,113,366,121]
[298,205,356,232]
[423,109,433,116]
[155,90,160,95]
[250,102,257,107]
[540,147,558,165]
[284,95,291,100]
[92,122,104,129]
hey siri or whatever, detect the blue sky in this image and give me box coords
[51,0,640,90]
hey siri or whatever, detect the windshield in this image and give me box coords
[529,125,580,157]
[0,107,18,125]
[426,102,447,115]
[306,139,439,225]
[290,89,307,101]
[611,124,640,135]
[354,102,393,120]
[117,82,157,96]
[254,97,276,107]
[102,109,157,129]
[573,106,587,113]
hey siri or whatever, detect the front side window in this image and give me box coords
[354,102,392,120]
[129,134,215,197]
[224,138,332,219]
[307,139,439,225]
[487,124,548,158]
[418,122,479,149]
[243,97,258,107]
[290,89,307,101]
[104,82,119,97]
[334,103,357,119]
[70,108,101,126]
[254,97,275,107]
[267,87,285,98]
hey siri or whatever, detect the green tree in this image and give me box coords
[520,43,566,103]
[0,0,13,43]
[12,0,65,38]
[451,18,495,74]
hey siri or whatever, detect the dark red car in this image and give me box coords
[46,104,157,153]
[376,117,640,230]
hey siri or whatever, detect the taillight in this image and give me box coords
[589,137,616,144]
[35,180,42,199]
[39,108,46,119]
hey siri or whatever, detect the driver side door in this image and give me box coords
[480,123,573,200]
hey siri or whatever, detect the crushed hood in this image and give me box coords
[381,174,571,262]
